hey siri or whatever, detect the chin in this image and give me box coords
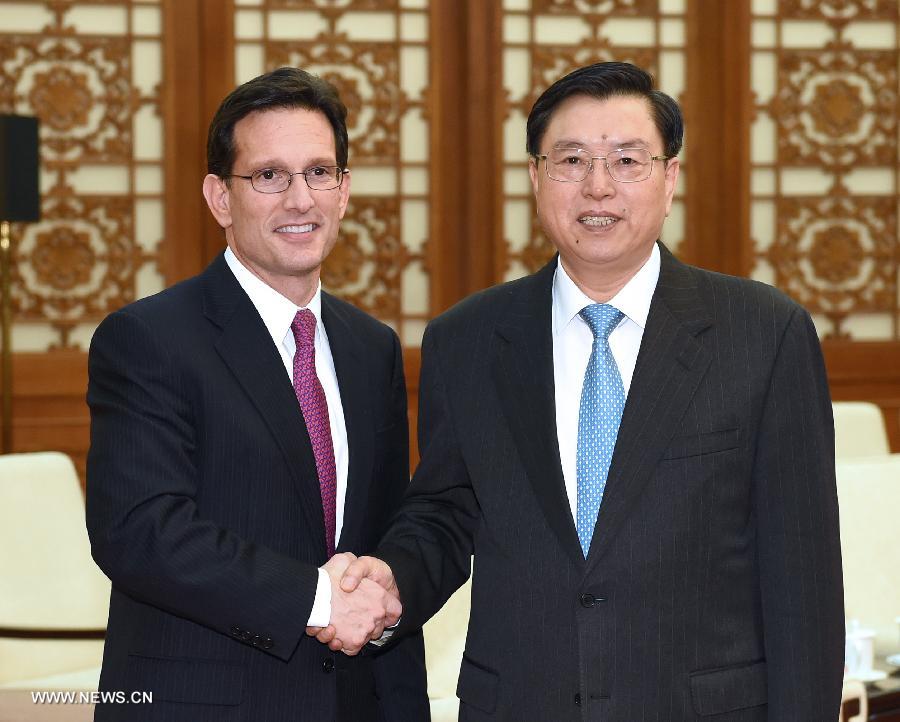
[573,241,626,262]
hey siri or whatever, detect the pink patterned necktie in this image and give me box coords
[291,309,336,558]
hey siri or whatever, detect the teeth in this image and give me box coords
[579,216,617,227]
[277,224,315,233]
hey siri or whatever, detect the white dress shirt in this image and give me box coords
[552,243,660,523]
[225,247,345,626]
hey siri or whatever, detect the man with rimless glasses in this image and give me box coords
[332,62,843,720]
[86,67,428,722]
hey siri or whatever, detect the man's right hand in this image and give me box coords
[340,555,398,598]
[310,553,401,655]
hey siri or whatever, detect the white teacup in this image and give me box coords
[845,622,875,677]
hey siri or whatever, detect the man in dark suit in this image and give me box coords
[328,62,844,720]
[86,67,429,722]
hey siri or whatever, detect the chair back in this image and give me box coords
[0,452,109,685]
[423,576,471,722]
[833,402,890,458]
[837,455,900,658]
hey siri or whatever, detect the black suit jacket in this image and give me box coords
[378,245,843,721]
[86,253,429,722]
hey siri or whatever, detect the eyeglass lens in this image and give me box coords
[250,167,342,192]
[546,148,654,183]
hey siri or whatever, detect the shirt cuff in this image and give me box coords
[307,568,332,628]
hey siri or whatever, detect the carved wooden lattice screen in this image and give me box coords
[233,0,432,347]
[3,0,899,472]
[499,0,688,282]
[750,0,899,341]
[0,0,166,352]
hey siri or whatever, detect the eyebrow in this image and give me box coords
[244,157,337,170]
[551,138,651,150]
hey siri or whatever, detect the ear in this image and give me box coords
[528,157,540,198]
[337,170,351,220]
[662,157,680,216]
[202,174,233,229]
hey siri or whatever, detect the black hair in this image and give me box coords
[526,61,683,158]
[207,66,349,177]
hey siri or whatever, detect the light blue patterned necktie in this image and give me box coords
[576,303,626,557]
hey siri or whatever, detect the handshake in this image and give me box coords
[306,553,398,656]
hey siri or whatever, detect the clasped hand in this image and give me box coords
[306,553,398,655]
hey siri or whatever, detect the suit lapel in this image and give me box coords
[202,255,327,556]
[321,293,374,554]
[586,244,713,566]
[492,258,585,569]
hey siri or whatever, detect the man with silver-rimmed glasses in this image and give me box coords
[329,61,843,721]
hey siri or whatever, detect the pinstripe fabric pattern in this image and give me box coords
[86,254,429,722]
[379,244,843,722]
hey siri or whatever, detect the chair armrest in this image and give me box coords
[0,627,105,640]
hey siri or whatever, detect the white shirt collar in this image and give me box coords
[224,247,323,342]
[552,242,660,336]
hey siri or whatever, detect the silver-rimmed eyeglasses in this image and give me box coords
[534,148,670,183]
[227,166,347,193]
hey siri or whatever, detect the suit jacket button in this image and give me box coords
[241,630,252,642]
[580,593,596,608]
[262,638,274,650]
[574,693,582,706]
[230,626,243,638]
[322,658,335,673]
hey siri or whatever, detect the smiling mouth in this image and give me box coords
[275,223,317,234]
[578,215,617,228]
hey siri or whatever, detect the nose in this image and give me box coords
[281,173,315,212]
[583,158,616,199]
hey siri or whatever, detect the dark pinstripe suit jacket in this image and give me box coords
[378,244,843,721]
[86,253,429,722]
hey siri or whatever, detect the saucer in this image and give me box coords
[845,669,888,683]
[887,653,900,668]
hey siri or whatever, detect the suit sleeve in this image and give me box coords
[371,331,432,721]
[377,323,479,634]
[752,307,844,721]
[85,309,318,662]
